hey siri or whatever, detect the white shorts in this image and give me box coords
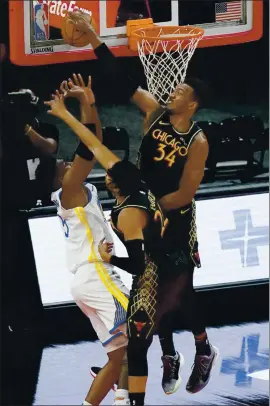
[71,262,129,353]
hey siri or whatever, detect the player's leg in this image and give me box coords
[85,340,127,405]
[88,352,128,402]
[180,269,219,394]
[89,334,154,406]
[73,298,129,405]
[90,340,128,406]
[71,264,130,405]
[127,333,153,406]
[156,267,192,395]
[127,262,158,406]
[90,366,118,392]
[158,313,184,395]
[91,264,130,404]
[117,350,129,402]
[88,322,181,398]
[159,313,176,357]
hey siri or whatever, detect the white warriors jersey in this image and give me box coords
[51,183,115,274]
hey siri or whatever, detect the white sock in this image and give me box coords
[83,401,92,405]
[115,389,129,399]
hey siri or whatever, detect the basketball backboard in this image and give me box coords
[9,0,263,66]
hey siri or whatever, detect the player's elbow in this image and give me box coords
[131,88,144,108]
[129,255,145,276]
[132,88,153,114]
[125,238,146,276]
[46,139,58,155]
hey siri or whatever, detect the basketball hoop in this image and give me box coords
[128,21,204,104]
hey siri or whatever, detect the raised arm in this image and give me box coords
[60,73,102,183]
[45,91,120,172]
[67,11,161,124]
[60,73,99,125]
[52,75,103,208]
[24,124,58,155]
[98,207,148,277]
[132,87,163,133]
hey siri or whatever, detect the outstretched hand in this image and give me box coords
[44,90,67,119]
[60,73,95,105]
[67,10,93,34]
[98,238,114,263]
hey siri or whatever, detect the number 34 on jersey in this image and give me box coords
[154,142,188,167]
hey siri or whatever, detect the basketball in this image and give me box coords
[61,13,96,48]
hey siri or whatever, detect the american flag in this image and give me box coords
[215,1,242,22]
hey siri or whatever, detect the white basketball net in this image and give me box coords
[137,27,204,104]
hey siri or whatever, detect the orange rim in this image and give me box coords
[131,25,204,43]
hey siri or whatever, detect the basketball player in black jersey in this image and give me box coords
[63,12,219,397]
[45,89,193,406]
[135,80,220,396]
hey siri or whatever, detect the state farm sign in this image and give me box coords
[35,1,99,29]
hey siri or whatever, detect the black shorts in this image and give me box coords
[163,202,201,269]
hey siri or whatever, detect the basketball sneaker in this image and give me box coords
[90,366,118,392]
[113,390,130,405]
[113,398,130,406]
[161,352,184,395]
[186,345,219,394]
[112,398,130,405]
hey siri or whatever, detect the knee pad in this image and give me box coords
[127,262,159,340]
[127,336,153,376]
[128,309,154,341]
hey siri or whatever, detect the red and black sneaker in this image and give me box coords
[186,345,219,394]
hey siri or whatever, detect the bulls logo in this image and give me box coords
[134,321,146,333]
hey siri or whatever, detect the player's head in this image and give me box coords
[105,160,142,197]
[35,158,72,196]
[166,77,211,116]
[8,88,40,117]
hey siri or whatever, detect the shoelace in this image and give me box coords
[190,357,209,378]
[161,358,178,379]
[169,361,177,378]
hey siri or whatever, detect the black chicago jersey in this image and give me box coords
[110,183,168,262]
[137,109,202,199]
[137,109,202,268]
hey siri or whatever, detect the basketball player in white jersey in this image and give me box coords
[45,85,203,406]
[38,74,130,406]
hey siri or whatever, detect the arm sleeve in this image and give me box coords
[74,123,97,161]
[94,43,140,100]
[110,239,145,276]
